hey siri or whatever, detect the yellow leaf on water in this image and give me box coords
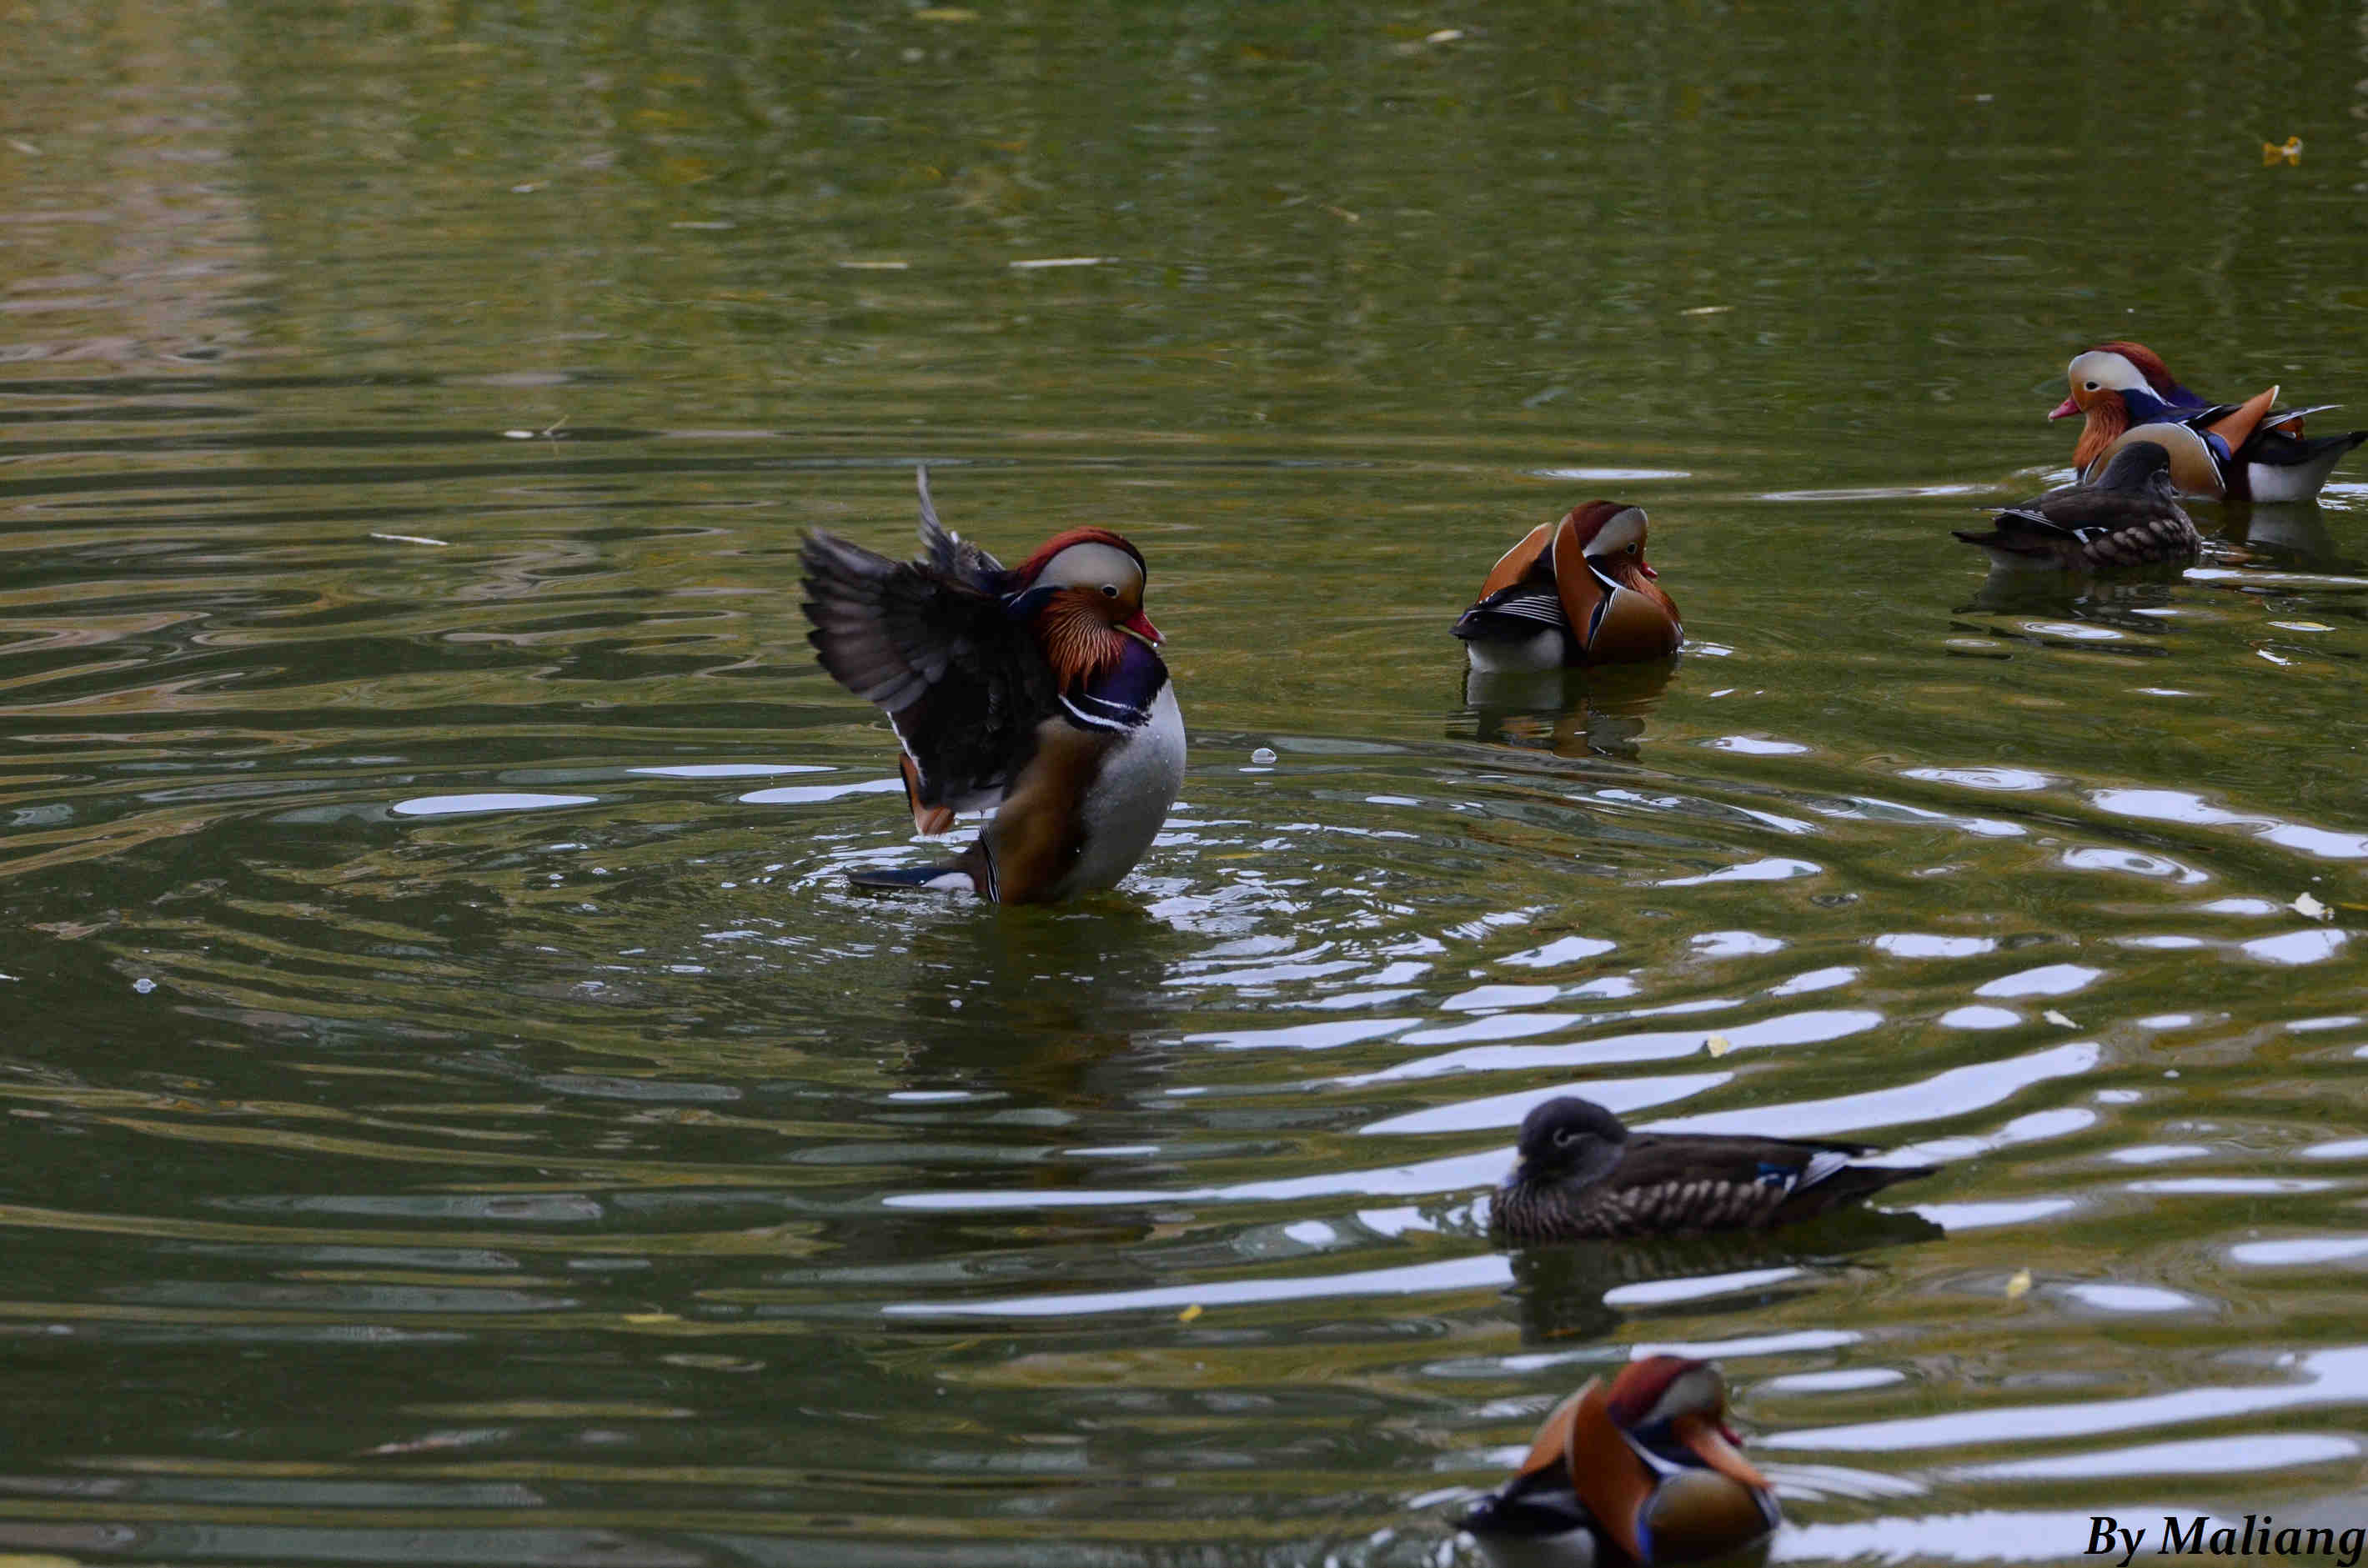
[2004,1269,2033,1300]
[624,1312,679,1325]
[915,8,978,20]
[1704,1034,1732,1057]
[2262,136,2302,165]
[1178,1304,1203,1322]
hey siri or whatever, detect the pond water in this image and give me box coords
[4,5,2367,1565]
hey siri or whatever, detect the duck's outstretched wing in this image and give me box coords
[800,529,1056,817]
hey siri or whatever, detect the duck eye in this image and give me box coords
[1100,584,1120,599]
[2085,381,2098,390]
[1626,543,1639,554]
[1553,1129,1578,1147]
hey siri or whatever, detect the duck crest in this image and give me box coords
[2094,340,2194,404]
[1603,1355,1696,1428]
[1009,527,1146,586]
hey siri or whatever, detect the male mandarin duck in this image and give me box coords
[1460,1356,1781,1567]
[1454,502,1682,673]
[1954,440,2200,569]
[1490,1097,1934,1245]
[798,468,1183,903]
[2051,341,2365,503]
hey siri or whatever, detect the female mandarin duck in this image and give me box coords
[1461,1356,1780,1567]
[1954,440,2200,569]
[1454,502,1681,672]
[1490,1097,1934,1245]
[799,468,1183,903]
[2052,341,2365,503]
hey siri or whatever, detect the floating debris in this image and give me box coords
[1704,1033,1733,1057]
[2262,136,2302,166]
[837,259,911,270]
[1425,28,1465,43]
[1251,747,1278,765]
[2004,1268,2034,1300]
[2294,891,2330,921]
[2043,1009,2078,1029]
[1682,305,1733,317]
[1009,256,1115,269]
[369,532,450,547]
[1177,1304,1204,1323]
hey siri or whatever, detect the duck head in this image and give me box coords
[1552,503,1681,663]
[1506,1095,1628,1194]
[2050,343,2228,477]
[2088,439,2179,499]
[1462,1356,1779,1566]
[1003,529,1162,684]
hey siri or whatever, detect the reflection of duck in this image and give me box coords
[1460,1356,1779,1567]
[1491,1098,1934,1245]
[2051,341,2365,503]
[800,468,1184,903]
[1506,1210,1944,1345]
[1954,442,2199,570]
[2218,501,2348,569]
[1458,659,1674,762]
[1454,503,1683,672]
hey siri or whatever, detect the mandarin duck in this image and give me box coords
[799,468,1183,903]
[1490,1097,1934,1246]
[1454,502,1682,673]
[1460,1356,1780,1567]
[1954,440,2200,569]
[2052,341,2365,503]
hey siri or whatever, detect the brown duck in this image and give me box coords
[1490,1096,1934,1245]
[1454,502,1683,672]
[1954,440,2200,569]
[1460,1355,1781,1566]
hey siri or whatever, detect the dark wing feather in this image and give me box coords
[1611,1133,1920,1231]
[1953,508,2082,561]
[2031,488,2180,532]
[915,465,1006,587]
[2244,425,2366,469]
[1768,1160,1935,1225]
[799,530,1058,810]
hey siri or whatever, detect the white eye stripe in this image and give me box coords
[1036,541,1144,593]
[1583,508,1648,559]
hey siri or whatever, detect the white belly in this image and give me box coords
[1059,684,1186,895]
[1465,629,1566,674]
[2247,454,2348,504]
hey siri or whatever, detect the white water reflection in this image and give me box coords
[880,1251,1512,1318]
[389,791,599,816]
[1954,1432,2358,1480]
[1763,1346,2368,1452]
